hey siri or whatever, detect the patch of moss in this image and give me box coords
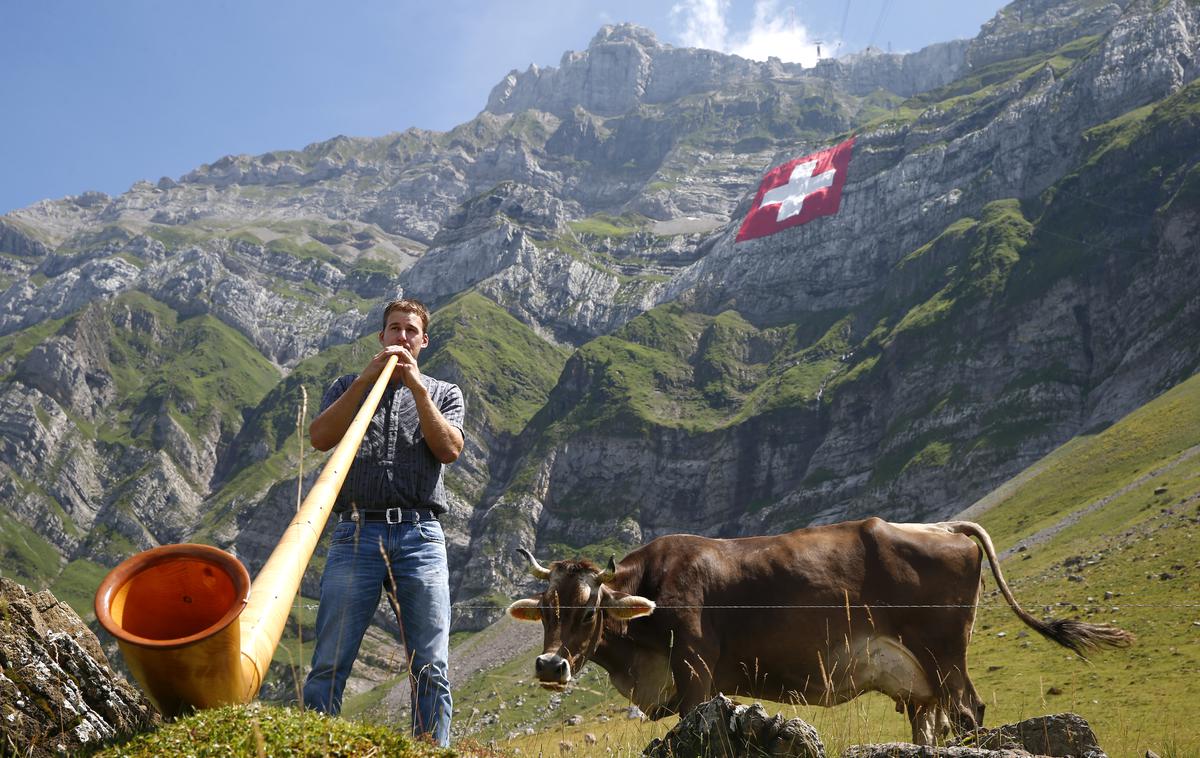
[90,702,447,757]
[265,236,339,264]
[568,212,652,238]
[0,315,70,382]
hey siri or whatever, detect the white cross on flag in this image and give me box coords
[736,136,856,242]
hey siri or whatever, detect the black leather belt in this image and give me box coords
[339,508,437,524]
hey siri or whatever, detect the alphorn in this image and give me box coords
[95,355,398,715]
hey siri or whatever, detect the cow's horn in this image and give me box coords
[517,547,551,580]
[598,555,617,584]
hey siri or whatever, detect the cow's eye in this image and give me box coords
[582,607,596,622]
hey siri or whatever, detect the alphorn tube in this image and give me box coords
[95,355,398,715]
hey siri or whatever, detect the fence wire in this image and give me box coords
[291,601,1200,611]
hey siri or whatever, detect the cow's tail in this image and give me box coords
[944,521,1135,656]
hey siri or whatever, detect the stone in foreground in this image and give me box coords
[0,578,160,757]
[642,693,824,757]
[951,712,1106,757]
[844,712,1106,757]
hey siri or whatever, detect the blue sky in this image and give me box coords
[0,1,1007,215]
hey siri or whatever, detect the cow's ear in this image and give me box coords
[609,595,656,620]
[508,598,542,622]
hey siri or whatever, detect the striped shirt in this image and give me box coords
[320,373,465,516]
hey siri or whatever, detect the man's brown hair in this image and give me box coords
[381,298,430,333]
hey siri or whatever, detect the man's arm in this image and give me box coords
[390,343,463,464]
[411,384,464,464]
[311,345,463,460]
[309,374,374,451]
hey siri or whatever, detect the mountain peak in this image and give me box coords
[588,23,664,51]
[486,24,758,117]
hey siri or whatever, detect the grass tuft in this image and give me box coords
[86,702,456,757]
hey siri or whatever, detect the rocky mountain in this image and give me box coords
[1,0,1198,705]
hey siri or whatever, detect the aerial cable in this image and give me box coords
[868,0,892,51]
[837,0,852,52]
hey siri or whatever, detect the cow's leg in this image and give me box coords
[893,605,982,741]
[668,640,719,716]
[946,671,984,734]
[913,649,983,739]
[904,701,939,745]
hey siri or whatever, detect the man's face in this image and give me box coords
[380,310,429,357]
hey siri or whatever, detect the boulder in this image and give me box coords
[842,745,1030,757]
[0,578,159,756]
[642,694,824,757]
[843,712,1107,757]
[950,712,1106,757]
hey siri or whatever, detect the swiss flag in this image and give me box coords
[735,136,856,242]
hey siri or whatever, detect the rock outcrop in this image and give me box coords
[0,579,159,757]
[951,712,1107,757]
[642,694,825,758]
[845,712,1106,757]
[644,698,1107,758]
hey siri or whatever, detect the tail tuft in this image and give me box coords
[1038,618,1136,657]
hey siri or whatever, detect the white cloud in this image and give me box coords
[670,0,821,66]
[670,0,730,52]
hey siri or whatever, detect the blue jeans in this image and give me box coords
[303,518,452,746]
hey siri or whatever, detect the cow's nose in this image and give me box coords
[535,653,571,683]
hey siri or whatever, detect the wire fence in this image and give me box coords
[290,600,1200,611]
[451,603,1200,610]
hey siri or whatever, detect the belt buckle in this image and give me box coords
[385,507,402,524]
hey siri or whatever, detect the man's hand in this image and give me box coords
[310,351,408,452]
[362,345,421,389]
[389,345,422,390]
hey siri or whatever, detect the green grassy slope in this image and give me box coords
[0,517,62,588]
[0,290,282,458]
[100,293,282,448]
[961,371,1200,757]
[524,302,845,441]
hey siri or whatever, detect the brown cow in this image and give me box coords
[507,518,1133,744]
